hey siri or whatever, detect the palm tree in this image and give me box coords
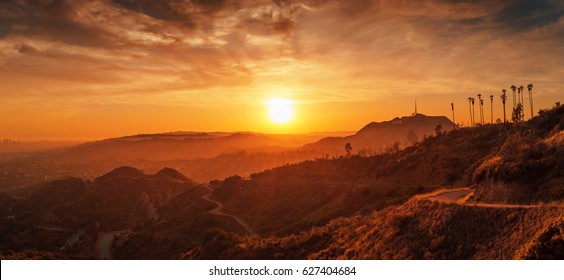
[471,97,476,126]
[517,86,521,105]
[519,85,525,105]
[477,94,484,125]
[468,97,474,126]
[501,89,507,128]
[489,94,494,124]
[527,83,534,119]
[511,85,517,110]
[479,98,484,124]
[518,85,525,119]
[451,102,455,130]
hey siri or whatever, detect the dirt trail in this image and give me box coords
[426,188,563,209]
[202,186,257,236]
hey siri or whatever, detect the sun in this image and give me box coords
[267,98,294,124]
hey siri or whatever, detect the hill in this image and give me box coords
[2,105,562,259]
[0,167,203,259]
[304,113,455,155]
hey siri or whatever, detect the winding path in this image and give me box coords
[202,186,257,236]
[426,188,564,209]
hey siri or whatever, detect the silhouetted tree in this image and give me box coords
[471,97,476,126]
[435,124,443,136]
[519,85,525,106]
[512,103,524,123]
[479,98,484,125]
[517,85,525,119]
[345,142,352,157]
[451,103,456,130]
[477,94,484,125]
[511,85,517,109]
[527,83,534,119]
[468,97,474,126]
[489,95,494,124]
[501,89,508,127]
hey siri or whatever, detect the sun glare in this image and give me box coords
[267,98,294,124]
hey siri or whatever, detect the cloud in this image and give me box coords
[0,0,562,117]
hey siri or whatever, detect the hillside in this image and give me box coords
[0,167,203,259]
[472,105,564,204]
[185,196,564,259]
[304,113,455,155]
[210,123,503,235]
[2,105,562,260]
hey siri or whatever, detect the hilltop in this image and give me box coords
[304,113,455,155]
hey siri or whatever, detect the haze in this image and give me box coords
[1,0,563,140]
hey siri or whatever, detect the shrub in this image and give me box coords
[514,216,564,259]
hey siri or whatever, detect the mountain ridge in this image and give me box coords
[304,113,455,154]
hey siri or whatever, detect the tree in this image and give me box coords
[501,89,507,127]
[385,142,400,154]
[477,94,484,125]
[519,85,525,106]
[511,85,517,110]
[517,85,525,119]
[527,83,534,119]
[451,102,456,130]
[345,142,352,157]
[489,95,494,124]
[479,98,484,125]
[435,124,443,136]
[471,98,476,126]
[512,103,524,123]
[467,97,474,126]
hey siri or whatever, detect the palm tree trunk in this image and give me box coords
[490,100,493,124]
[472,104,476,126]
[468,101,472,127]
[503,103,506,124]
[529,90,534,119]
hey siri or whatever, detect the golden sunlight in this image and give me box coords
[267,98,295,124]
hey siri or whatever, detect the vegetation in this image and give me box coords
[1,103,562,260]
[515,216,564,259]
[473,104,564,203]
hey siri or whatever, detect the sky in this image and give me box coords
[1,0,563,140]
